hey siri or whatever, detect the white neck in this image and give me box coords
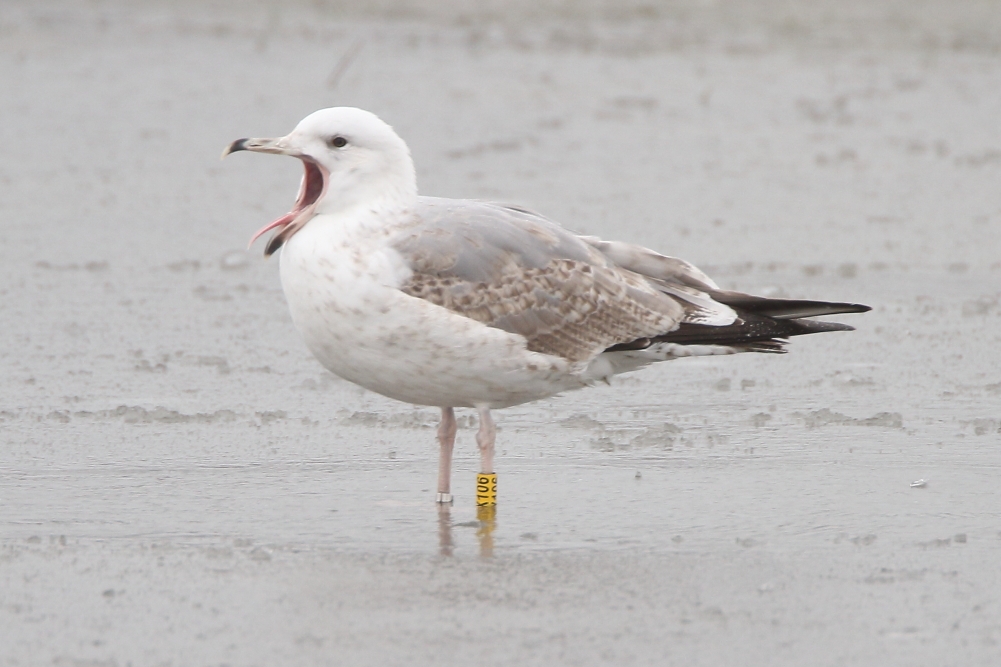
[314,149,418,217]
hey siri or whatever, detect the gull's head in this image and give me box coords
[223,107,417,257]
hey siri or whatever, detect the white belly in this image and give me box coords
[277,217,584,408]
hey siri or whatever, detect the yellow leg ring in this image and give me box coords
[475,473,497,506]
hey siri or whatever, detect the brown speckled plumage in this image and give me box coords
[401,257,683,362]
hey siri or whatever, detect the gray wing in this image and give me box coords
[578,236,737,326]
[581,236,871,321]
[391,197,689,363]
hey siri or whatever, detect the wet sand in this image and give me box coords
[2,1,1000,664]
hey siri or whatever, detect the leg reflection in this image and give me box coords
[437,503,454,557]
[476,505,496,558]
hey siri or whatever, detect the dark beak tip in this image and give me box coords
[221,138,249,160]
[264,233,284,257]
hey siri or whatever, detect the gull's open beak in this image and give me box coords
[222,133,328,258]
[221,137,295,159]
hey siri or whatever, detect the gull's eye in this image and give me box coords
[328,136,347,148]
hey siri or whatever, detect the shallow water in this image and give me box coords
[2,1,1000,665]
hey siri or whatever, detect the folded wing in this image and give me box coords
[581,236,870,353]
[392,198,869,364]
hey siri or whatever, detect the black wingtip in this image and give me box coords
[786,319,856,335]
[832,303,872,315]
[711,293,872,319]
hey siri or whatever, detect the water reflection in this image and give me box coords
[435,504,498,558]
[436,504,453,557]
[476,505,496,558]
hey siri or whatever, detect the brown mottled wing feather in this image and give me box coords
[393,198,685,363]
[579,236,720,292]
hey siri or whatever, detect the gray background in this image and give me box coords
[2,1,1000,665]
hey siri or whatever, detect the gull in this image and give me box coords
[224,107,869,504]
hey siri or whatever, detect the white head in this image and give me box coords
[224,107,418,256]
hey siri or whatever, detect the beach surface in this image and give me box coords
[2,1,1000,664]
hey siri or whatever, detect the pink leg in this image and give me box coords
[436,407,457,504]
[475,405,496,474]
